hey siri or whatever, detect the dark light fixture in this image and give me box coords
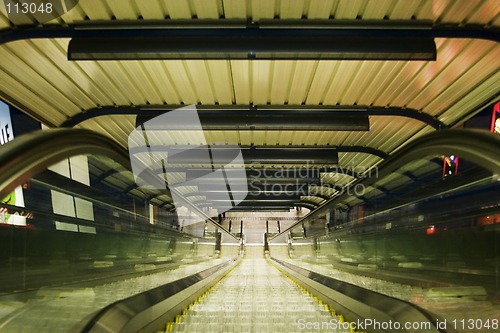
[68,32,436,61]
[136,110,370,131]
[128,146,339,165]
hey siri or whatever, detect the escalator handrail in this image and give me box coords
[0,128,236,239]
[271,258,451,333]
[78,259,237,333]
[0,128,130,199]
[269,128,500,241]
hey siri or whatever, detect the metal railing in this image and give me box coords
[269,128,500,241]
[0,128,236,239]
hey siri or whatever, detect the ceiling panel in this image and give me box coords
[0,0,497,213]
[0,0,499,28]
[307,0,335,19]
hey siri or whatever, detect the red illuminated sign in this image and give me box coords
[442,155,459,177]
[491,101,500,134]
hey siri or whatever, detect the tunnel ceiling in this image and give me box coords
[0,0,499,214]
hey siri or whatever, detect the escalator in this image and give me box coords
[0,127,499,332]
[164,257,340,333]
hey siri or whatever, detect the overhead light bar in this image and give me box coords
[130,146,339,165]
[136,110,370,131]
[228,206,292,212]
[68,35,436,61]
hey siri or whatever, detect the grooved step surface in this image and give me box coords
[166,258,345,333]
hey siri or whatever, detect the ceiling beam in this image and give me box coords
[68,35,436,61]
[1,21,497,46]
[129,146,340,164]
[61,105,446,130]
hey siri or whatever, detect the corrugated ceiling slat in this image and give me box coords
[23,39,99,109]
[416,40,498,114]
[363,0,393,20]
[42,40,112,107]
[97,61,146,104]
[390,126,434,155]
[266,130,280,146]
[0,8,35,25]
[70,61,130,106]
[427,0,455,23]
[321,174,354,187]
[163,60,197,104]
[414,0,433,20]
[252,61,272,105]
[322,61,361,105]
[467,0,500,24]
[206,128,226,145]
[339,129,370,148]
[405,38,475,111]
[0,69,65,125]
[330,131,351,146]
[378,122,425,153]
[305,61,338,105]
[289,130,309,146]
[307,0,336,19]
[185,61,216,104]
[0,11,11,29]
[250,0,276,20]
[1,0,497,26]
[82,117,131,147]
[0,0,497,213]
[391,0,423,20]
[238,128,252,146]
[193,0,220,19]
[164,0,193,19]
[77,0,113,20]
[438,71,500,125]
[252,130,267,146]
[440,0,482,23]
[136,0,165,20]
[493,15,500,27]
[288,61,318,104]
[143,62,181,104]
[377,60,427,107]
[274,129,292,146]
[231,60,251,104]
[270,61,294,104]
[358,61,405,104]
[222,0,247,19]
[57,3,86,23]
[342,62,384,105]
[206,61,234,104]
[117,61,164,105]
[335,0,364,19]
[0,44,80,117]
[106,0,139,20]
[280,0,306,19]
[222,130,239,145]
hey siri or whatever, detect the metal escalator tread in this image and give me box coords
[166,258,346,333]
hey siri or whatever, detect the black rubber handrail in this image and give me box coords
[270,129,500,241]
[271,258,455,333]
[0,128,129,199]
[0,128,236,239]
[79,259,237,333]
